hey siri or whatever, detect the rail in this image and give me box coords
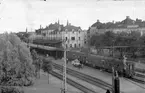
[53,63,119,93]
[50,71,97,93]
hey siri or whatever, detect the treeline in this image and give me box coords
[88,31,145,58]
[0,33,53,93]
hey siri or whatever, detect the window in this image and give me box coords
[84,41,87,44]
[70,44,72,47]
[79,37,80,40]
[71,37,75,40]
[79,44,80,47]
[65,37,67,40]
[74,44,76,48]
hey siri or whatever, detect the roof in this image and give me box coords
[64,25,81,31]
[47,23,63,30]
[91,16,145,29]
[36,22,64,33]
[33,39,62,44]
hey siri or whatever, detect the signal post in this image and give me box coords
[112,68,120,93]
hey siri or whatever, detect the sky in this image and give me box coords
[0,0,145,33]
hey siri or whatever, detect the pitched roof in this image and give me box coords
[64,25,81,31]
[42,22,64,31]
[91,16,145,29]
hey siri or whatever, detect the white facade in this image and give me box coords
[38,22,88,48]
[44,31,62,40]
[62,30,87,49]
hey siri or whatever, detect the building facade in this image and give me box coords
[88,16,145,37]
[35,21,88,49]
[62,22,87,49]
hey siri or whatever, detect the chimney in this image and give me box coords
[40,25,42,29]
[58,19,60,25]
[126,16,130,19]
[26,28,28,33]
[67,20,69,26]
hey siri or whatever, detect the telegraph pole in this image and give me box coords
[112,68,120,93]
[61,39,67,93]
[63,48,67,93]
[112,67,115,93]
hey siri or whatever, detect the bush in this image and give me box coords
[41,57,53,73]
[0,86,24,93]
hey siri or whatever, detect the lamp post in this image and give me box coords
[112,67,115,93]
[112,40,115,57]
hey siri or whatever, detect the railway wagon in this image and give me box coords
[67,51,135,78]
[30,43,135,78]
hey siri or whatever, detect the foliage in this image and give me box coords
[88,30,145,58]
[102,31,116,46]
[31,49,43,77]
[41,57,53,73]
[0,33,35,92]
[89,31,116,47]
[0,86,24,93]
[16,32,29,43]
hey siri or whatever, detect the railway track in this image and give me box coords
[53,63,116,93]
[50,71,97,93]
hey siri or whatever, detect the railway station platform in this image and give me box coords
[53,59,145,93]
[24,70,82,93]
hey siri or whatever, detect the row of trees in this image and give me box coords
[0,33,35,93]
[0,33,53,93]
[31,50,53,80]
[88,31,145,58]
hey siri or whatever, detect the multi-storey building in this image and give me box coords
[62,22,87,48]
[35,21,64,40]
[88,16,145,37]
[35,21,88,49]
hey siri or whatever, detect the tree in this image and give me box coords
[41,57,53,84]
[31,49,43,78]
[102,31,116,46]
[0,33,35,92]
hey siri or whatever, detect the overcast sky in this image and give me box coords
[0,0,145,33]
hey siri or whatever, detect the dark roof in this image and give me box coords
[36,22,64,33]
[91,16,145,29]
[64,25,81,31]
[33,39,62,44]
[47,23,63,30]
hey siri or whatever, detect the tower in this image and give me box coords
[26,28,28,33]
[58,19,60,25]
[67,20,69,26]
[40,25,42,29]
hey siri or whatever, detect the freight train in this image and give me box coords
[29,43,135,78]
[66,51,135,78]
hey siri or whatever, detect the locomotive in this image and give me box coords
[66,51,135,78]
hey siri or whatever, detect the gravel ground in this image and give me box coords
[53,59,145,93]
[54,69,106,93]
[24,70,82,93]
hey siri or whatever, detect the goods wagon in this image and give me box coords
[67,51,135,78]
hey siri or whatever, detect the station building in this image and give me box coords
[35,21,88,49]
